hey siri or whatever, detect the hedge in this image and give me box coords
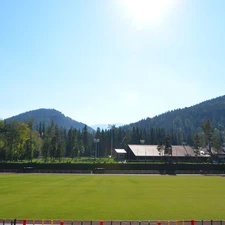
[1,162,225,171]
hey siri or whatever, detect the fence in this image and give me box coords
[0,220,223,225]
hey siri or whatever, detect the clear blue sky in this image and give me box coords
[1,0,225,126]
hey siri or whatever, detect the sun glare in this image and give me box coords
[121,0,177,27]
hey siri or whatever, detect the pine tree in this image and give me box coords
[150,128,156,144]
[26,118,35,161]
[42,122,46,137]
[38,122,42,136]
[82,125,88,155]
[212,131,221,154]
[0,120,6,161]
[164,134,172,155]
[201,119,213,154]
[193,134,200,155]
[42,121,55,161]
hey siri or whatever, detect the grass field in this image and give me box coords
[0,174,225,220]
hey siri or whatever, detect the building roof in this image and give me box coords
[172,145,195,156]
[128,145,160,156]
[128,144,196,157]
[114,149,126,154]
[221,147,225,154]
[201,146,225,155]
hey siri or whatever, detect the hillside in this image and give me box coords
[5,108,94,133]
[123,95,225,134]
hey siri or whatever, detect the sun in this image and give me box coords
[121,0,177,27]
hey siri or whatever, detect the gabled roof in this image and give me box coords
[172,145,195,156]
[128,145,159,156]
[128,144,196,157]
[114,149,126,154]
[201,146,225,155]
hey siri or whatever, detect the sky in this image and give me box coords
[1,0,225,126]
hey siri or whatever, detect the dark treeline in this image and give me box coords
[0,118,224,162]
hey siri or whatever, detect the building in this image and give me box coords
[126,144,209,162]
[113,149,127,161]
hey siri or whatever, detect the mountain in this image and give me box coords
[122,95,225,134]
[5,108,94,133]
[91,123,124,130]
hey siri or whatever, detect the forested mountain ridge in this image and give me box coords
[123,95,225,133]
[5,109,94,133]
[1,96,225,162]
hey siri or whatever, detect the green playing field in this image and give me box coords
[0,174,225,220]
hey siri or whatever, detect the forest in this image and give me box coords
[0,116,224,162]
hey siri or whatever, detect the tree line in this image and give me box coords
[0,118,224,162]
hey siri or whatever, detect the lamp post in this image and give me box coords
[140,139,145,163]
[94,138,100,158]
[108,124,115,157]
[39,132,44,158]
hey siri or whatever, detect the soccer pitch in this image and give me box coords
[0,174,225,220]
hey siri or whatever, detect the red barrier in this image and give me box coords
[23,220,26,225]
[191,220,195,225]
[100,221,103,225]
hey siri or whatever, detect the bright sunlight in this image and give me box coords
[121,0,177,28]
